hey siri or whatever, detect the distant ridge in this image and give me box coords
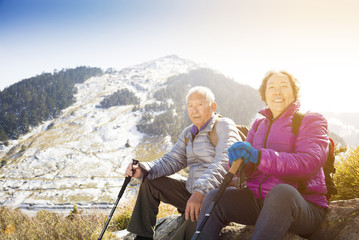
[0,56,261,208]
[0,67,102,141]
[0,55,354,211]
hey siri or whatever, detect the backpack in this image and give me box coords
[293,111,338,200]
[209,118,248,146]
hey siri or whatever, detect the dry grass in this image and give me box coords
[158,202,180,218]
[108,196,179,231]
[0,206,112,240]
[0,196,178,240]
[134,136,170,162]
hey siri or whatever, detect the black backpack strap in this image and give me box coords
[292,111,305,136]
[293,111,306,193]
[293,110,337,199]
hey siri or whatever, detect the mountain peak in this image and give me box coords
[0,57,261,212]
[0,56,203,209]
[133,54,198,70]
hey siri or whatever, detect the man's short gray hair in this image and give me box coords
[186,86,215,106]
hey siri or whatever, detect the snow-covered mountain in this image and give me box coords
[1,55,357,215]
[323,112,359,148]
[0,55,202,212]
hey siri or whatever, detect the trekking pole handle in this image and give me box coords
[131,159,140,176]
[229,158,243,175]
[132,159,139,166]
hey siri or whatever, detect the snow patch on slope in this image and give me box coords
[0,55,200,212]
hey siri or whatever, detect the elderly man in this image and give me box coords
[125,86,241,240]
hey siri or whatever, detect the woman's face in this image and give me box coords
[265,73,295,118]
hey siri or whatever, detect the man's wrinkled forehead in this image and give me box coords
[187,93,207,104]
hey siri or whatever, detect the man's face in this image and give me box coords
[187,92,216,130]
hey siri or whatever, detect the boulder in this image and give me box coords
[122,198,359,240]
[218,224,306,240]
[122,215,304,240]
[309,198,359,240]
[123,214,182,240]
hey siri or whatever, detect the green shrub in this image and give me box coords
[333,146,359,200]
[98,88,140,108]
[110,211,131,231]
[67,204,81,220]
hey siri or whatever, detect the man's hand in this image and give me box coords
[185,191,205,222]
[125,162,143,178]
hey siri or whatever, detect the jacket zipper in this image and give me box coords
[258,118,273,199]
[263,119,273,148]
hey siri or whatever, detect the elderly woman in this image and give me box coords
[196,71,329,240]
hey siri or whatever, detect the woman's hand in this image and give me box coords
[228,142,259,165]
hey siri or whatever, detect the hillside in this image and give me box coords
[0,67,103,141]
[1,55,356,215]
[0,55,262,212]
[322,112,359,147]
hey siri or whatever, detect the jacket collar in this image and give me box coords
[189,112,218,135]
[259,101,301,120]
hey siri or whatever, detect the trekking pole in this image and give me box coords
[191,158,243,240]
[98,159,139,240]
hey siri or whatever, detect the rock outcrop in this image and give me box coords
[123,215,182,240]
[309,198,359,240]
[123,198,359,240]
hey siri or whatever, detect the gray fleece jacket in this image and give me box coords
[140,113,241,196]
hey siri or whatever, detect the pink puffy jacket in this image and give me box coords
[245,102,329,208]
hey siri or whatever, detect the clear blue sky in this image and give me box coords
[1,0,359,113]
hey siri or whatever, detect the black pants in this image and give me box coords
[197,184,326,240]
[127,176,197,239]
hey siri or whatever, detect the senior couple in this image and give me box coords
[125,71,330,240]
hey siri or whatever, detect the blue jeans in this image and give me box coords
[197,184,326,240]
